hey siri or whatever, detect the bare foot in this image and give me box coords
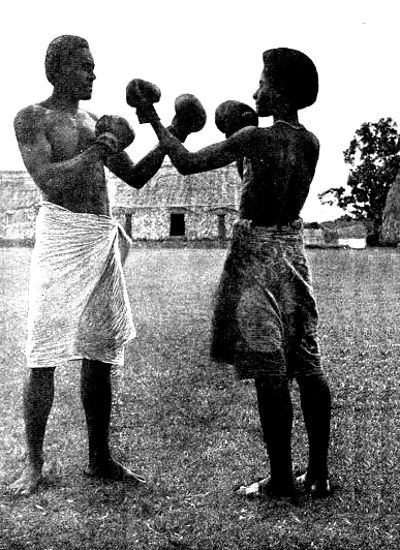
[235,477,294,498]
[84,458,145,484]
[9,462,43,496]
[296,471,332,498]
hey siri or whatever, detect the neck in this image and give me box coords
[273,113,299,125]
[49,88,80,113]
[272,104,299,125]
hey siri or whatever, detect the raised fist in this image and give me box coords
[169,93,207,141]
[126,78,161,124]
[215,100,258,138]
[95,115,135,155]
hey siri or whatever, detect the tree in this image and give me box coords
[319,117,400,244]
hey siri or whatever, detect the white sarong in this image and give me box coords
[26,202,136,368]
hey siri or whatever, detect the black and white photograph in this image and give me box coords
[0,1,399,548]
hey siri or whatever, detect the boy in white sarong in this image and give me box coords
[10,35,201,495]
[136,48,332,499]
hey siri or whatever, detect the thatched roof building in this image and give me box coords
[0,162,242,244]
[2,163,362,247]
[109,161,242,241]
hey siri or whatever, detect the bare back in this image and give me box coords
[152,120,320,228]
[239,123,319,226]
[14,101,110,215]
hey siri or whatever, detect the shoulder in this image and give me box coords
[79,108,98,124]
[14,104,50,143]
[238,125,263,139]
[14,103,47,126]
[306,131,320,161]
[228,125,266,147]
[306,129,320,151]
[292,125,320,154]
[14,103,49,135]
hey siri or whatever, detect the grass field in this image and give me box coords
[0,246,400,550]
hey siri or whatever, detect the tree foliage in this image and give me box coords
[319,118,400,238]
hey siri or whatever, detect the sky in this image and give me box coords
[1,0,399,221]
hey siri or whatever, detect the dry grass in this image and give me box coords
[0,247,399,550]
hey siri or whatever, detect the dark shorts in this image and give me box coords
[211,219,323,380]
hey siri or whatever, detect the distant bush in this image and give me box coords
[323,228,339,244]
[336,224,367,239]
[304,221,322,229]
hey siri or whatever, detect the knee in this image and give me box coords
[296,372,328,386]
[81,361,112,390]
[82,360,112,376]
[255,374,290,394]
[296,373,331,402]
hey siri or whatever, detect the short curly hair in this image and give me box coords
[45,35,89,85]
[262,48,318,109]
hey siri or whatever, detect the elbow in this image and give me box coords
[178,166,192,176]
[173,161,193,176]
[134,180,147,190]
[31,168,52,193]
[125,175,147,190]
[121,168,154,189]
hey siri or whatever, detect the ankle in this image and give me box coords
[89,450,112,467]
[261,477,295,497]
[270,476,294,492]
[306,466,329,482]
[26,453,44,471]
[297,473,332,498]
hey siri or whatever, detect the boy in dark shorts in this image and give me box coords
[134,47,332,499]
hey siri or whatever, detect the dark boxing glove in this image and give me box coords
[169,93,207,141]
[95,115,135,155]
[126,78,161,124]
[215,100,258,138]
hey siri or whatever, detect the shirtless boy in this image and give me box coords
[134,47,332,499]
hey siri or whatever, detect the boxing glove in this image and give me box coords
[170,93,207,140]
[95,115,135,154]
[126,78,161,123]
[215,100,258,137]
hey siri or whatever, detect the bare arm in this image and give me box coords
[151,118,242,174]
[14,106,107,194]
[105,144,166,190]
[105,124,191,189]
[150,119,256,175]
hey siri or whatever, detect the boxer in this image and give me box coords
[129,48,332,500]
[10,35,205,496]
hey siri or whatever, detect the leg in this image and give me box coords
[80,359,144,483]
[254,375,295,495]
[237,375,294,498]
[10,367,55,495]
[81,359,112,467]
[296,373,331,496]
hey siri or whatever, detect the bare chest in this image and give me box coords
[46,111,96,161]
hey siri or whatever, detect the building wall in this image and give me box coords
[1,170,336,246]
[0,170,240,243]
[303,228,325,246]
[114,207,238,240]
[0,173,40,242]
[0,205,37,241]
